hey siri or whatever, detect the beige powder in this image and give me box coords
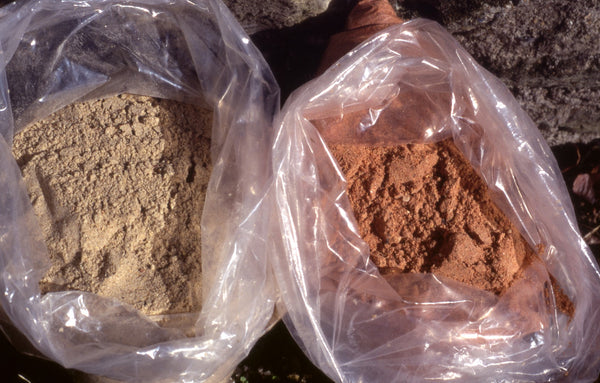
[12,94,212,316]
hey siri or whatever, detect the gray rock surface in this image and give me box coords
[223,0,331,32]
[392,0,600,146]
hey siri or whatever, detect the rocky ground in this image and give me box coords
[392,0,600,147]
[2,0,599,382]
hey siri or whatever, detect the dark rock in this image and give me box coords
[250,0,357,99]
[223,0,331,32]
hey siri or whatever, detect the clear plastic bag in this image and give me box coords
[271,18,600,382]
[0,0,278,381]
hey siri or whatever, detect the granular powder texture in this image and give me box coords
[330,140,535,295]
[12,94,212,316]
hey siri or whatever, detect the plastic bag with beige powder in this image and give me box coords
[0,0,278,381]
[270,0,600,381]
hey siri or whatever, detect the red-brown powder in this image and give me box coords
[330,139,534,295]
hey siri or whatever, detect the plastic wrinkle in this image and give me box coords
[271,19,600,382]
[0,0,279,382]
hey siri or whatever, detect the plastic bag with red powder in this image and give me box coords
[270,0,600,381]
[0,0,278,381]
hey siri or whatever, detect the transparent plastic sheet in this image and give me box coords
[0,0,279,381]
[271,19,600,382]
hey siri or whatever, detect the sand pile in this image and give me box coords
[330,140,535,295]
[12,94,212,316]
